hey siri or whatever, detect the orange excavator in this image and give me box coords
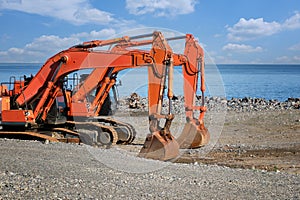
[0,31,209,160]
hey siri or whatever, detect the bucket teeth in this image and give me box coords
[138,131,179,161]
[177,122,210,149]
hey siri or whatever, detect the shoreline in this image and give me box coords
[118,94,300,113]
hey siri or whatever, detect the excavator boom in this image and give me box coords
[0,31,209,161]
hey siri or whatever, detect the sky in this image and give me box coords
[0,0,300,64]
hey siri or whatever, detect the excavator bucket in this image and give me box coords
[177,122,210,149]
[138,131,179,161]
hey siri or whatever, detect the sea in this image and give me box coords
[0,63,299,102]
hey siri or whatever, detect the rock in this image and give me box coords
[118,95,300,113]
[128,93,141,109]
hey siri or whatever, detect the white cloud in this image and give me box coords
[293,55,300,61]
[72,29,116,40]
[0,51,7,56]
[0,0,114,25]
[0,28,118,62]
[125,0,196,17]
[222,43,263,53]
[0,35,79,62]
[276,55,300,63]
[73,8,113,25]
[283,11,300,30]
[288,43,300,51]
[226,12,300,41]
[8,47,25,54]
[227,18,281,41]
[276,56,289,62]
[25,35,80,53]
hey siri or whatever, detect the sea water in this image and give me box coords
[0,63,299,101]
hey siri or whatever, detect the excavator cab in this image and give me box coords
[45,93,67,125]
[98,83,118,116]
[45,70,119,125]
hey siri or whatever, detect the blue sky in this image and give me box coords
[0,0,300,64]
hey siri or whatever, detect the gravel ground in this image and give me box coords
[117,96,300,174]
[0,139,299,199]
[1,96,300,199]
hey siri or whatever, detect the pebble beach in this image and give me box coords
[0,95,299,199]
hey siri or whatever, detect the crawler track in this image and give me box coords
[96,117,137,144]
[0,117,136,146]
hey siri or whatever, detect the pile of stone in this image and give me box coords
[225,97,300,112]
[119,93,300,113]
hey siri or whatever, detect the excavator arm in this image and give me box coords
[0,31,209,161]
[15,48,150,121]
[138,32,179,160]
[67,32,209,159]
[177,34,210,148]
